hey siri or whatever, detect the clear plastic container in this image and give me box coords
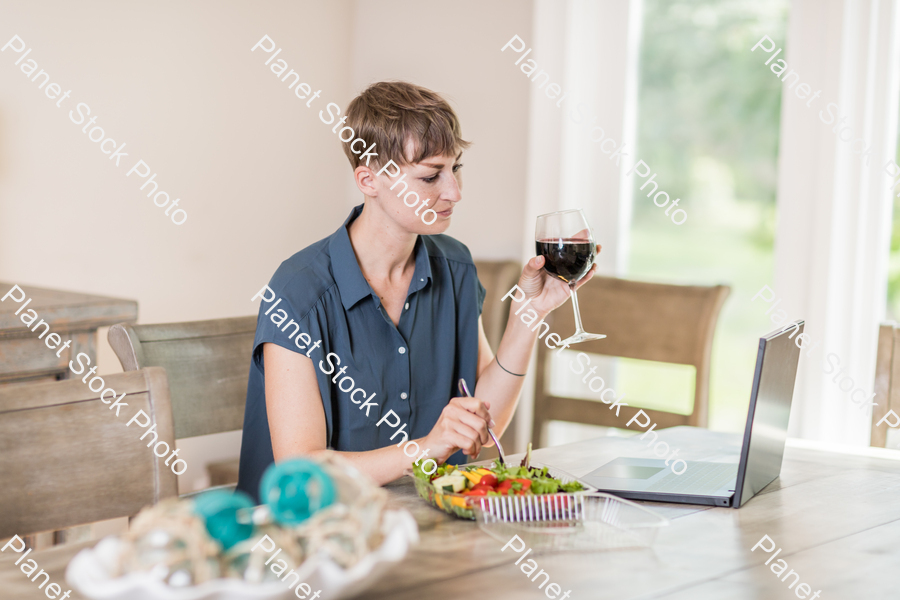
[474,492,669,551]
[409,461,596,521]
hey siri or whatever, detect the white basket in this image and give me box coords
[474,492,668,552]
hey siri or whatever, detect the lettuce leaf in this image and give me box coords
[412,460,454,481]
[560,480,585,493]
[529,477,560,495]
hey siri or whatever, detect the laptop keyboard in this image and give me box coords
[644,462,738,495]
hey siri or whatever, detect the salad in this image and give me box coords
[413,460,585,496]
[411,450,585,519]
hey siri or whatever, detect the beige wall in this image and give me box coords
[0,0,532,491]
[0,1,355,324]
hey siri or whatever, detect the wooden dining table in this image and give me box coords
[3,427,899,599]
[0,280,137,387]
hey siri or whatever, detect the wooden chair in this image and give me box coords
[108,317,256,487]
[871,322,900,447]
[532,276,730,447]
[474,261,522,350]
[0,368,177,539]
[108,317,255,439]
[474,260,522,458]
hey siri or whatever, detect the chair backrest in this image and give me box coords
[108,317,256,439]
[872,322,900,447]
[474,260,522,350]
[473,260,522,457]
[0,368,177,538]
[533,275,730,446]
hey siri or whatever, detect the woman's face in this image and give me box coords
[373,151,464,235]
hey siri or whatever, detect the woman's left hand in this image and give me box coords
[516,244,601,318]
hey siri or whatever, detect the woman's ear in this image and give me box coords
[355,165,379,197]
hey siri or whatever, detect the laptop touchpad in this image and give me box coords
[589,461,665,479]
[584,457,738,496]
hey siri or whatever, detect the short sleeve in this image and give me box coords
[249,278,336,446]
[475,274,487,317]
[251,287,314,370]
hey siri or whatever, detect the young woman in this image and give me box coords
[237,81,598,501]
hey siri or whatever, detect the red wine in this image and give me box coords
[536,238,595,283]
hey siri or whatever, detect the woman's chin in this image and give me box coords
[393,210,453,235]
[424,219,452,235]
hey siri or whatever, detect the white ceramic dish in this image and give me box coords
[65,509,418,600]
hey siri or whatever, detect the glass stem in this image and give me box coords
[569,285,586,334]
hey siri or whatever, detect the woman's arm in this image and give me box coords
[263,342,493,484]
[473,251,599,437]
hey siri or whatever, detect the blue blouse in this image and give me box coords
[237,204,486,501]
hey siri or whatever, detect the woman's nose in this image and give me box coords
[441,174,462,202]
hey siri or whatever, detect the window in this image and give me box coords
[887,116,900,320]
[626,0,790,431]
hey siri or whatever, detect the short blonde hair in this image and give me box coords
[342,81,470,170]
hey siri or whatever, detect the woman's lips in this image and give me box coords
[437,208,453,217]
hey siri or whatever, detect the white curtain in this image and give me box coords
[520,0,643,274]
[775,0,900,444]
[516,0,643,448]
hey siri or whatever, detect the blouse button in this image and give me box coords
[405,302,410,310]
[401,392,408,400]
[399,347,406,354]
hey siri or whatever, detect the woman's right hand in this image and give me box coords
[421,396,493,463]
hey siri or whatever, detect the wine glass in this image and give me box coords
[535,209,605,344]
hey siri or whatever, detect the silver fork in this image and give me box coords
[458,378,507,466]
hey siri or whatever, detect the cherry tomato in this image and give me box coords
[479,474,499,488]
[496,479,533,495]
[463,487,488,496]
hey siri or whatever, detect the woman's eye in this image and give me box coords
[422,174,439,183]
[453,163,463,172]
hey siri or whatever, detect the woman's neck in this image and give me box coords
[347,202,418,282]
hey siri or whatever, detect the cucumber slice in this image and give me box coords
[432,473,467,493]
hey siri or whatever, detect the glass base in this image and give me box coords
[559,331,607,345]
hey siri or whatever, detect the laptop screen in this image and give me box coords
[733,321,803,508]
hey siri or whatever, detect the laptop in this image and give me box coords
[580,321,803,508]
